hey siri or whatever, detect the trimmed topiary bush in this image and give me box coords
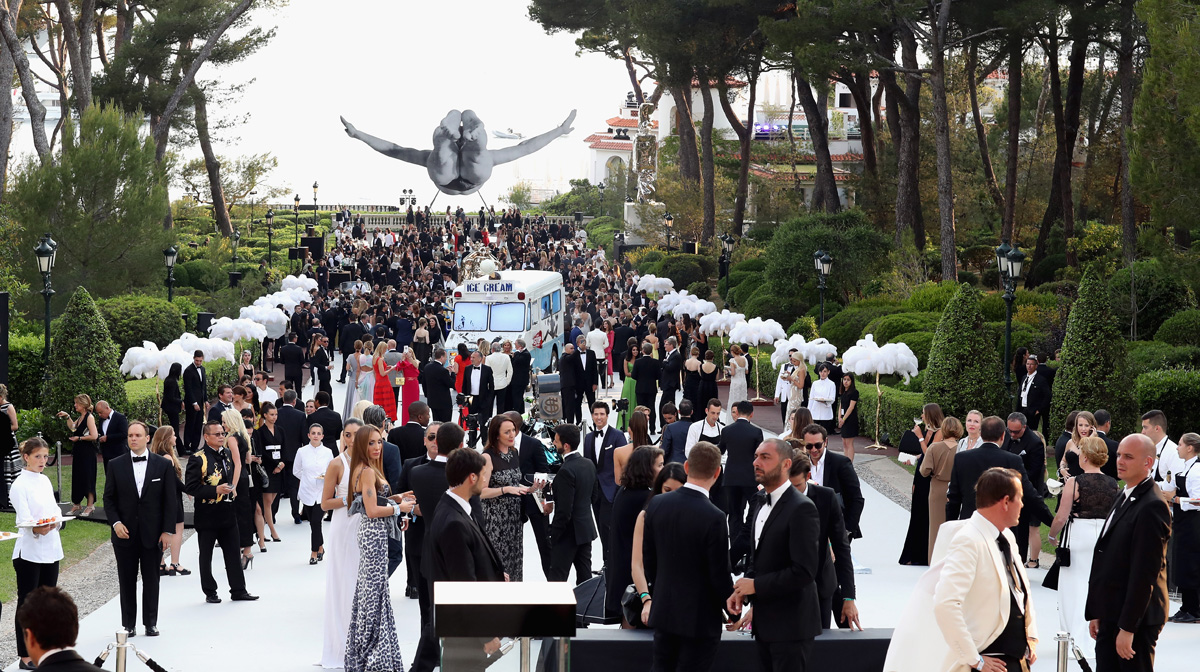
[906,282,961,313]
[1050,269,1137,434]
[727,277,763,308]
[820,302,906,353]
[8,333,47,411]
[1034,280,1079,299]
[1135,369,1200,440]
[98,294,186,354]
[687,281,711,298]
[861,312,941,344]
[726,270,758,291]
[1109,260,1197,340]
[958,270,979,287]
[787,316,819,340]
[732,258,767,274]
[1155,309,1200,347]
[180,259,223,292]
[923,284,1008,419]
[1126,341,1200,377]
[742,285,806,326]
[1026,253,1067,287]
[43,287,127,440]
[856,382,925,446]
[891,331,935,369]
[805,301,842,323]
[659,255,705,289]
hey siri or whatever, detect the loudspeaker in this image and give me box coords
[683,241,698,254]
[329,271,351,287]
[197,312,215,335]
[301,235,325,260]
[288,246,306,261]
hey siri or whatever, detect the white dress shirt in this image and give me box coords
[754,480,792,548]
[101,415,112,437]
[1103,484,1138,536]
[130,450,149,495]
[685,419,723,458]
[11,470,64,563]
[1019,374,1033,407]
[682,482,710,496]
[1154,436,1184,492]
[469,366,483,395]
[293,443,334,506]
[808,379,836,421]
[445,489,473,516]
[811,448,829,486]
[485,352,512,390]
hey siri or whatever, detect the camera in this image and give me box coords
[613,398,630,413]
[456,393,475,406]
[464,414,481,432]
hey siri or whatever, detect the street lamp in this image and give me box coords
[293,193,301,272]
[265,208,275,268]
[312,181,319,230]
[718,233,735,287]
[34,233,56,383]
[163,245,178,302]
[664,212,673,251]
[814,250,834,327]
[231,228,241,265]
[598,183,606,217]
[997,240,1026,406]
[248,189,257,232]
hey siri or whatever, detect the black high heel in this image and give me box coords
[170,564,191,576]
[309,557,319,565]
[241,555,253,570]
[271,535,282,542]
[258,544,268,553]
[317,548,325,562]
[159,563,169,576]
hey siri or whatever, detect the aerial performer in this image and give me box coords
[340,109,576,196]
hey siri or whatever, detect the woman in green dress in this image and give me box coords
[618,337,639,431]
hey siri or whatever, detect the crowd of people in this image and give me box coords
[6,206,1195,672]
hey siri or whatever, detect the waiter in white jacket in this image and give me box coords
[485,340,514,416]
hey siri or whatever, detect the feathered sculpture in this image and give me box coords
[729,318,787,401]
[842,334,921,448]
[803,338,838,365]
[673,298,716,318]
[281,275,318,292]
[771,333,809,366]
[208,317,268,343]
[657,290,693,314]
[699,309,745,337]
[120,342,166,380]
[636,274,674,296]
[175,333,236,363]
[239,305,289,339]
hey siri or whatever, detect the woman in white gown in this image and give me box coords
[725,345,748,422]
[319,422,364,668]
[783,352,809,435]
[342,341,364,419]
[1047,436,1120,660]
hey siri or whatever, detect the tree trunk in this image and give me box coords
[0,0,19,197]
[0,6,49,162]
[1118,0,1140,257]
[193,85,233,237]
[671,84,701,185]
[697,69,717,244]
[843,67,880,219]
[966,43,1005,225]
[796,76,841,213]
[718,59,758,238]
[53,0,96,118]
[929,0,957,282]
[1002,34,1023,243]
[887,28,924,250]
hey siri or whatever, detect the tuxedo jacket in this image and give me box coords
[718,419,764,488]
[1016,371,1050,416]
[659,350,682,391]
[275,404,308,464]
[308,407,343,455]
[549,453,598,544]
[816,450,865,538]
[184,445,236,529]
[1096,430,1120,480]
[583,425,629,502]
[509,349,533,392]
[945,442,1053,527]
[29,650,102,672]
[388,422,426,462]
[462,364,495,415]
[630,356,661,395]
[660,420,692,464]
[745,485,822,642]
[1085,478,1171,632]
[580,350,600,387]
[412,460,450,579]
[99,411,129,463]
[182,363,206,407]
[104,452,177,548]
[558,351,585,389]
[397,454,431,550]
[642,487,733,639]
[419,361,455,413]
[280,343,306,381]
[429,494,506,583]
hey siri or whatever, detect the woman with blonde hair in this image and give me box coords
[1059,410,1097,479]
[150,426,191,576]
[57,394,99,515]
[221,408,258,569]
[922,416,963,563]
[956,410,984,452]
[371,340,400,421]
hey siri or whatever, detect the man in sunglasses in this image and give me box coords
[801,424,864,542]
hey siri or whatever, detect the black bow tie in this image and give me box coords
[131,455,147,463]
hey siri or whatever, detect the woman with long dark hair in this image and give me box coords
[11,437,63,668]
[254,403,284,544]
[899,403,944,566]
[838,374,860,460]
[479,416,530,580]
[161,363,185,453]
[628,462,687,628]
[614,408,652,486]
[607,445,664,623]
[150,426,190,576]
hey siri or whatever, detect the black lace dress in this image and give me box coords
[481,447,523,580]
[682,363,702,415]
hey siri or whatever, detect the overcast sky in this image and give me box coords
[204,0,630,208]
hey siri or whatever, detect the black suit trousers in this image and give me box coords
[651,630,721,672]
[1096,618,1160,672]
[724,485,757,550]
[592,495,613,565]
[412,579,439,672]
[524,495,552,579]
[196,524,247,597]
[562,388,580,425]
[184,406,204,453]
[430,405,452,423]
[548,534,591,584]
[755,638,814,672]
[636,392,657,432]
[115,542,162,627]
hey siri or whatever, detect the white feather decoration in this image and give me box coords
[636,274,674,294]
[771,333,810,366]
[700,309,745,336]
[208,317,268,343]
[281,275,318,292]
[239,305,289,339]
[175,333,236,363]
[803,337,838,365]
[729,317,787,346]
[657,290,693,314]
[120,341,164,379]
[156,343,195,380]
[839,334,919,383]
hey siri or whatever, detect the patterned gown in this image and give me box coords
[345,482,405,672]
[481,447,523,581]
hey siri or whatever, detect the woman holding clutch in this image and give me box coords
[11,437,63,670]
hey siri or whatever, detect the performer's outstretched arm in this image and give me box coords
[490,110,576,165]
[341,116,430,166]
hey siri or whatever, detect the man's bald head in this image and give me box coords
[1116,433,1155,485]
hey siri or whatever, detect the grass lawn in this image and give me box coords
[0,464,112,603]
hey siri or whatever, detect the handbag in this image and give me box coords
[620,584,647,628]
[1056,517,1072,568]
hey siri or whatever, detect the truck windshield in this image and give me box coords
[490,303,526,332]
[452,302,487,331]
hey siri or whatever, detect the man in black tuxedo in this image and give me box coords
[280,333,307,392]
[95,401,129,468]
[788,451,860,630]
[504,411,553,578]
[642,442,732,672]
[1086,434,1171,672]
[719,400,765,548]
[338,313,366,383]
[576,334,600,411]
[558,343,585,425]
[1093,408,1121,480]
[1002,412,1048,562]
[508,339,532,414]
[275,390,308,525]
[659,337,683,429]
[104,421,176,637]
[311,334,333,396]
[546,424,596,583]
[184,421,257,604]
[428,446,506,672]
[800,424,865,540]
[612,318,636,380]
[630,343,662,432]
[388,401,429,462]
[398,420,439,600]
[728,438,822,672]
[17,587,104,672]
[462,350,495,426]
[660,400,693,464]
[182,351,207,454]
[410,423,461,672]
[420,348,455,422]
[206,384,233,423]
[308,391,343,455]
[946,415,1054,530]
[1016,355,1051,432]
[583,402,628,562]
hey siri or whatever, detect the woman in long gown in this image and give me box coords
[783,353,810,435]
[357,342,377,408]
[371,341,400,421]
[682,347,702,414]
[397,350,421,425]
[619,340,638,431]
[344,425,414,672]
[921,416,962,564]
[725,345,748,422]
[1048,436,1119,660]
[319,428,362,669]
[697,351,719,414]
[160,364,185,454]
[343,341,365,420]
[413,318,432,364]
[606,446,663,623]
[57,394,98,515]
[479,416,530,581]
[899,403,943,566]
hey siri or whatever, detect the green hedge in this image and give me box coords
[861,312,941,344]
[1134,369,1200,439]
[1034,280,1079,298]
[979,290,1060,322]
[727,276,763,308]
[179,259,224,292]
[687,281,711,298]
[732,258,767,274]
[806,301,842,323]
[905,282,961,313]
[98,294,186,354]
[7,333,46,411]
[1126,341,1200,377]
[726,270,758,291]
[924,284,1007,419]
[856,382,925,446]
[125,379,163,426]
[742,284,806,326]
[1026,253,1067,287]
[891,331,935,369]
[1155,309,1200,347]
[820,302,905,353]
[787,316,819,340]
[1109,260,1197,340]
[660,256,705,289]
[44,288,127,441]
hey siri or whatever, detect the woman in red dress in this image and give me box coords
[397,349,421,424]
[453,343,471,392]
[371,341,400,421]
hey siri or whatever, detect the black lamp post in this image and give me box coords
[34,233,56,382]
[664,212,673,251]
[598,183,606,217]
[228,229,243,287]
[265,208,275,268]
[293,193,301,272]
[163,245,178,302]
[312,181,319,230]
[718,233,735,286]
[813,249,834,327]
[248,189,257,233]
[996,240,1026,406]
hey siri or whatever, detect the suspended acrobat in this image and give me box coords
[340,109,576,196]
